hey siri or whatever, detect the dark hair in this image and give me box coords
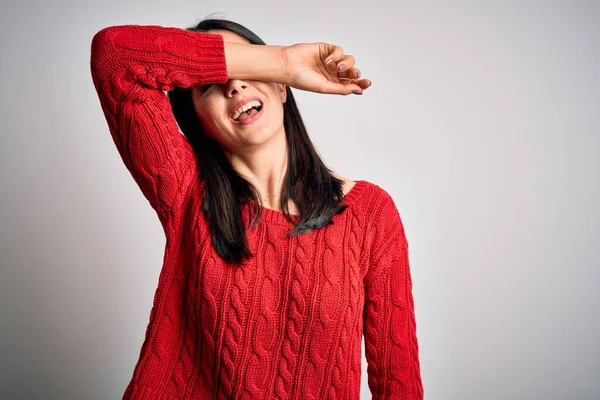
[167,17,348,266]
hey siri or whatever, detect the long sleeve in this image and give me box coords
[363,191,424,399]
[89,25,228,222]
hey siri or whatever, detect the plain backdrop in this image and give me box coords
[1,0,599,399]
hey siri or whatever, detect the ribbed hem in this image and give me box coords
[193,31,229,84]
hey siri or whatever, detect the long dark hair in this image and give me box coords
[167,18,348,266]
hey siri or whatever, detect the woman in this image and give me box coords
[90,18,423,400]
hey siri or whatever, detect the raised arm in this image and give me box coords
[363,191,424,399]
[89,25,232,222]
[89,24,372,223]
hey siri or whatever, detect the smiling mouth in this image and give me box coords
[232,102,263,122]
[232,105,264,126]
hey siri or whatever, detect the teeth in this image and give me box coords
[233,100,262,121]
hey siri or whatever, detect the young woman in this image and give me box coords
[90,18,423,400]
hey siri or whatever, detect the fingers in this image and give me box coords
[323,44,371,95]
[325,50,357,78]
[343,78,372,91]
[324,45,344,67]
[338,78,372,93]
[340,67,361,80]
[335,54,355,73]
[322,78,372,96]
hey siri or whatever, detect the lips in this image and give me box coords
[229,96,264,121]
[231,105,264,126]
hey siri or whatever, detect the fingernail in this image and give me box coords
[355,69,361,78]
[326,58,334,65]
[338,64,346,71]
[353,90,363,95]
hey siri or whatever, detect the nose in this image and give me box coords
[226,80,249,97]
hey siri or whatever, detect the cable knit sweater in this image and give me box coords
[90,25,423,400]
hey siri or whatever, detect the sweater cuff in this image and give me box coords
[194,32,229,84]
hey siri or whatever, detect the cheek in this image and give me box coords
[260,84,285,116]
[268,100,285,121]
[196,102,226,131]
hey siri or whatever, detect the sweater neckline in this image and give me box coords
[245,179,368,226]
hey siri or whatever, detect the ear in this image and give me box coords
[278,83,287,104]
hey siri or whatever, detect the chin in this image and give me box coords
[243,126,279,146]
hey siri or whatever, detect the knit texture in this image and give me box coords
[90,25,423,400]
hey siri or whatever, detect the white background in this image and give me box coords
[1,0,598,399]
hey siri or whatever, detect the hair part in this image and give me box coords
[167,18,347,266]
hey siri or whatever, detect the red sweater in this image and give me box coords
[90,25,423,400]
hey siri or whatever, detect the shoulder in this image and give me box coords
[355,181,407,267]
[340,178,405,240]
[365,182,402,232]
[333,176,404,233]
[346,179,400,223]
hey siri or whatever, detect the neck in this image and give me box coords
[225,126,293,211]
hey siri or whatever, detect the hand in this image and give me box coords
[281,42,372,95]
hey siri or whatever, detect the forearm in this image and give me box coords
[90,25,227,94]
[223,41,287,83]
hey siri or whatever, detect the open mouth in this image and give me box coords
[231,98,264,125]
